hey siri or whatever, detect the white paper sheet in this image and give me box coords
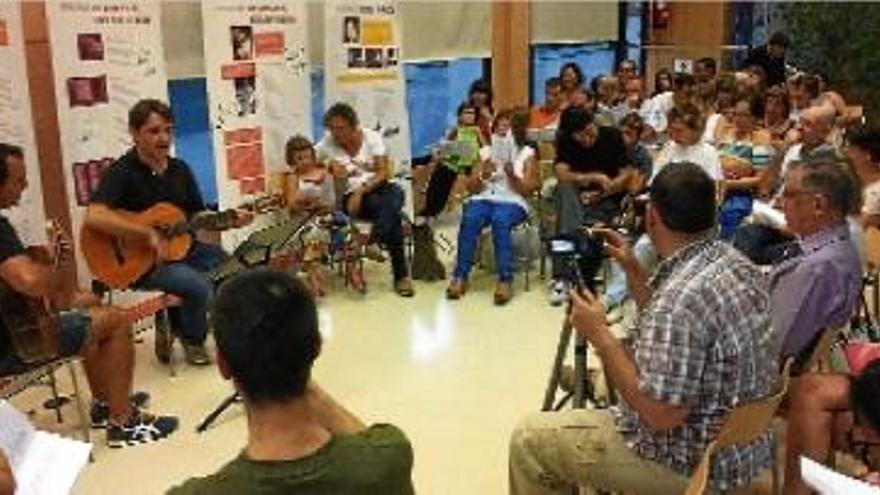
[0,401,91,495]
[802,456,880,495]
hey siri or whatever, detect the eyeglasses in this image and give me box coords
[780,188,824,200]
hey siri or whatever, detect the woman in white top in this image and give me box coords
[653,103,723,183]
[316,102,414,297]
[446,108,539,305]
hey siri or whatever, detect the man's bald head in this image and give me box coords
[800,104,836,146]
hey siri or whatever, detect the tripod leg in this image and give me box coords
[542,317,573,411]
[196,392,241,433]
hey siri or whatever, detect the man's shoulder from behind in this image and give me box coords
[167,424,414,495]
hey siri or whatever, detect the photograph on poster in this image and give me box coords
[347,47,364,68]
[386,47,398,66]
[66,75,108,108]
[342,16,360,44]
[226,141,264,179]
[234,76,256,116]
[77,33,104,61]
[230,25,253,61]
[239,176,265,195]
[364,47,384,69]
[254,31,284,57]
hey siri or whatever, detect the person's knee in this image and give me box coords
[88,307,130,345]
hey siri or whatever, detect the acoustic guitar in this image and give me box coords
[80,196,282,289]
[0,221,66,363]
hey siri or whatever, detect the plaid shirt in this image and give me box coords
[614,237,778,491]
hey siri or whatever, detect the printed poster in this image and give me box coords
[201,0,311,249]
[324,1,411,173]
[0,3,47,245]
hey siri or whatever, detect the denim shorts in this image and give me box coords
[0,310,91,376]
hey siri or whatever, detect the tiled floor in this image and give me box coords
[14,262,573,494]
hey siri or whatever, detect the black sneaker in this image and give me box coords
[106,412,179,448]
[90,391,152,429]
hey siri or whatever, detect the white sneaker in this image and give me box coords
[548,280,569,306]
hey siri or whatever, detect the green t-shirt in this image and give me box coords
[167,424,414,495]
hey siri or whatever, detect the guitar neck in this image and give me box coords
[121,295,176,324]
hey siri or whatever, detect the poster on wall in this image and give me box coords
[0,3,48,246]
[46,0,167,284]
[201,0,311,249]
[324,0,411,173]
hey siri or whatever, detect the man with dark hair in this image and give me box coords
[85,99,252,366]
[168,270,414,494]
[694,57,717,84]
[616,59,638,81]
[0,142,178,447]
[528,77,564,129]
[317,102,414,296]
[771,160,862,363]
[549,106,628,304]
[848,126,880,228]
[511,162,778,494]
[742,31,790,87]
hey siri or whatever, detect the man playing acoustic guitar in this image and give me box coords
[0,143,178,448]
[85,99,253,366]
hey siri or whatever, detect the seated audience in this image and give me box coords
[788,73,822,123]
[653,103,723,183]
[784,360,880,495]
[0,143,177,448]
[317,102,414,297]
[700,74,737,144]
[446,108,539,305]
[642,72,697,138]
[717,93,776,237]
[847,126,880,229]
[651,67,673,97]
[168,270,414,494]
[466,78,494,140]
[616,58,638,82]
[771,160,861,363]
[529,77,564,129]
[550,107,628,304]
[510,162,778,494]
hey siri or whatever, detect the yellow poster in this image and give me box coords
[361,19,392,45]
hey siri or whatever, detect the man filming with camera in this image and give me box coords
[509,162,780,494]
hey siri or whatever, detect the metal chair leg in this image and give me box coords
[67,360,91,443]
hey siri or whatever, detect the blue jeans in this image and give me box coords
[453,200,527,283]
[135,241,227,345]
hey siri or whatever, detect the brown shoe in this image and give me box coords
[183,344,212,366]
[394,278,415,297]
[445,279,468,300]
[493,282,513,306]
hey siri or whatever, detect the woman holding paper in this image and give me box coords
[446,108,539,305]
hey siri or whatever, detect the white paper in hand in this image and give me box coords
[0,400,92,494]
[801,456,880,495]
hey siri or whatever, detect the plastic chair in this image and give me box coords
[684,359,793,495]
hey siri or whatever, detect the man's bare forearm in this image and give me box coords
[305,383,366,435]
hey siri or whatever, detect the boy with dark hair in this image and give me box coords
[168,270,414,494]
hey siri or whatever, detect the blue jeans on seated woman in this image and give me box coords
[453,200,528,283]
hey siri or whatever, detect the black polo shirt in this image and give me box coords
[0,215,27,362]
[555,125,627,179]
[91,148,205,215]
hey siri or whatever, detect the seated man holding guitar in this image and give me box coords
[0,143,178,448]
[84,99,253,366]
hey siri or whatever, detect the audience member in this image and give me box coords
[653,103,723,182]
[168,270,414,494]
[529,77,564,129]
[847,126,880,229]
[764,85,796,145]
[643,72,697,136]
[694,57,717,84]
[447,108,539,305]
[787,73,821,123]
[771,160,861,363]
[0,142,178,448]
[510,162,778,494]
[742,31,791,87]
[466,78,495,140]
[784,360,880,495]
[318,102,415,297]
[651,67,673,97]
[549,107,628,304]
[616,59,638,82]
[558,62,585,107]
